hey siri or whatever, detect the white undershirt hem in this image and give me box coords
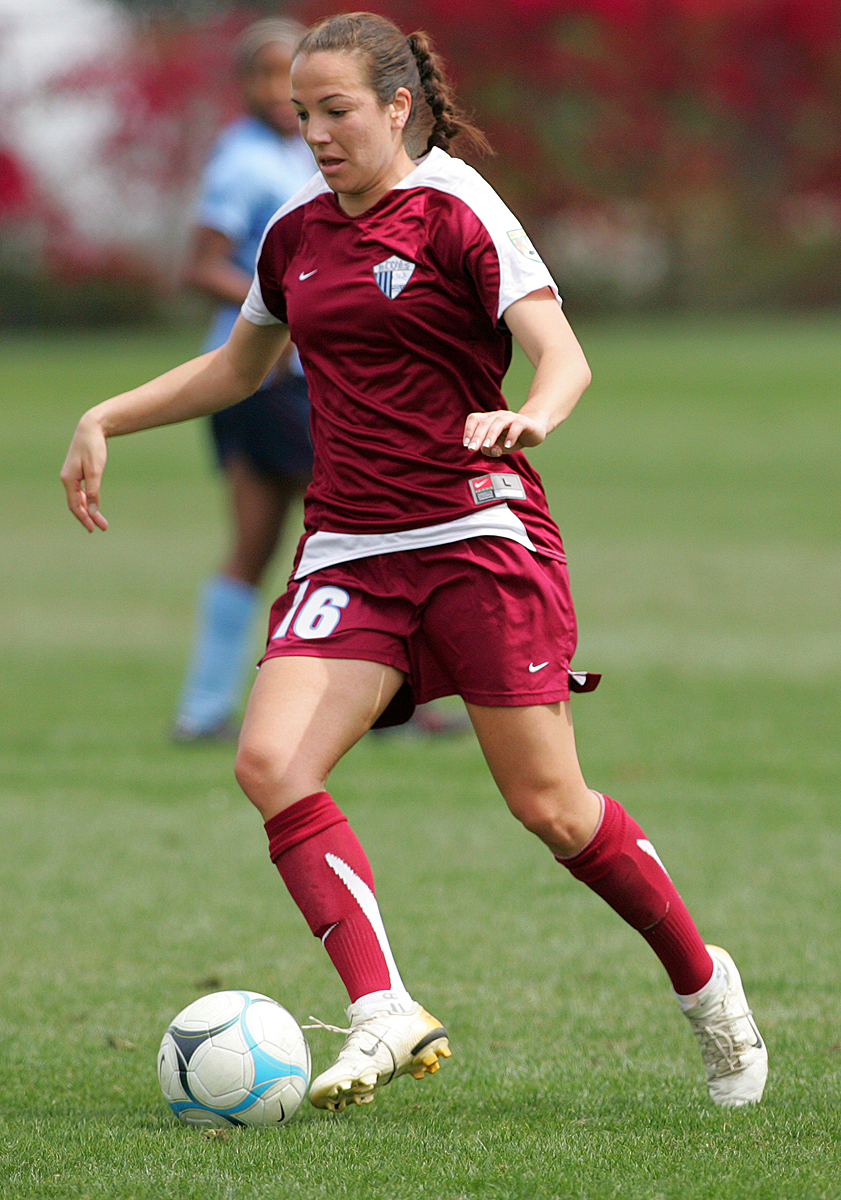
[294,502,536,579]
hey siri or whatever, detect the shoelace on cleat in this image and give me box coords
[303,1015,386,1063]
[302,1016,351,1035]
[690,1011,753,1075]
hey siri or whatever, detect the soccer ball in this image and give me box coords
[157,990,311,1128]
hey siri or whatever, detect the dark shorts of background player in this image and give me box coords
[210,372,312,482]
[260,537,578,728]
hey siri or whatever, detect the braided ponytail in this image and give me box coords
[295,12,491,159]
[407,31,492,157]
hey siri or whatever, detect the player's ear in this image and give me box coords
[389,87,412,131]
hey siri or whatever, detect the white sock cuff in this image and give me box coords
[675,954,727,1013]
[351,989,416,1017]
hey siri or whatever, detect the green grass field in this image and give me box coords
[1,314,839,1199]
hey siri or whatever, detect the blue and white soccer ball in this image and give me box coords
[157,990,311,1128]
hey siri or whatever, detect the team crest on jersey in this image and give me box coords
[507,229,543,262]
[373,256,415,299]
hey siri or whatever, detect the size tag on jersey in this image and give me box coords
[469,473,527,505]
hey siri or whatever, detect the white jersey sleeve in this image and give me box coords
[242,273,281,326]
[401,149,561,319]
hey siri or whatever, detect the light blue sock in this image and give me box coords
[175,575,260,734]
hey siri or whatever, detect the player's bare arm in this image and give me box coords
[61,317,290,531]
[463,287,591,458]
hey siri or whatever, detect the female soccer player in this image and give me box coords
[61,12,767,1113]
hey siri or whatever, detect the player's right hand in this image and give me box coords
[60,413,110,533]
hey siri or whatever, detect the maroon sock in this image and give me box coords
[558,795,713,995]
[265,791,402,1003]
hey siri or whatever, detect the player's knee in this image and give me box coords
[234,739,284,813]
[234,735,322,818]
[506,785,596,857]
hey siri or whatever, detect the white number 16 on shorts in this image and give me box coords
[271,581,351,641]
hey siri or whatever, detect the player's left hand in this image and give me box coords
[462,409,549,458]
[60,413,110,533]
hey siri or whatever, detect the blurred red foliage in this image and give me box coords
[3,0,840,313]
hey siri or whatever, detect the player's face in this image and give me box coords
[243,42,298,137]
[290,51,414,216]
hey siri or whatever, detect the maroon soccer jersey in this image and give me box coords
[242,148,567,570]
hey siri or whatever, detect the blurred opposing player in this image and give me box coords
[171,18,314,742]
[62,11,767,1113]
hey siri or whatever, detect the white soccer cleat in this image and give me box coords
[307,1001,451,1112]
[684,945,768,1108]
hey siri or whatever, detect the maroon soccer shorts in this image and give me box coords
[261,537,578,721]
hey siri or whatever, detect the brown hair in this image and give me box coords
[295,12,491,158]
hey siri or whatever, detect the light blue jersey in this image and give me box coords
[197,115,315,355]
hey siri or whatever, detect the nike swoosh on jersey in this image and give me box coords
[528,661,549,673]
[298,269,318,280]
